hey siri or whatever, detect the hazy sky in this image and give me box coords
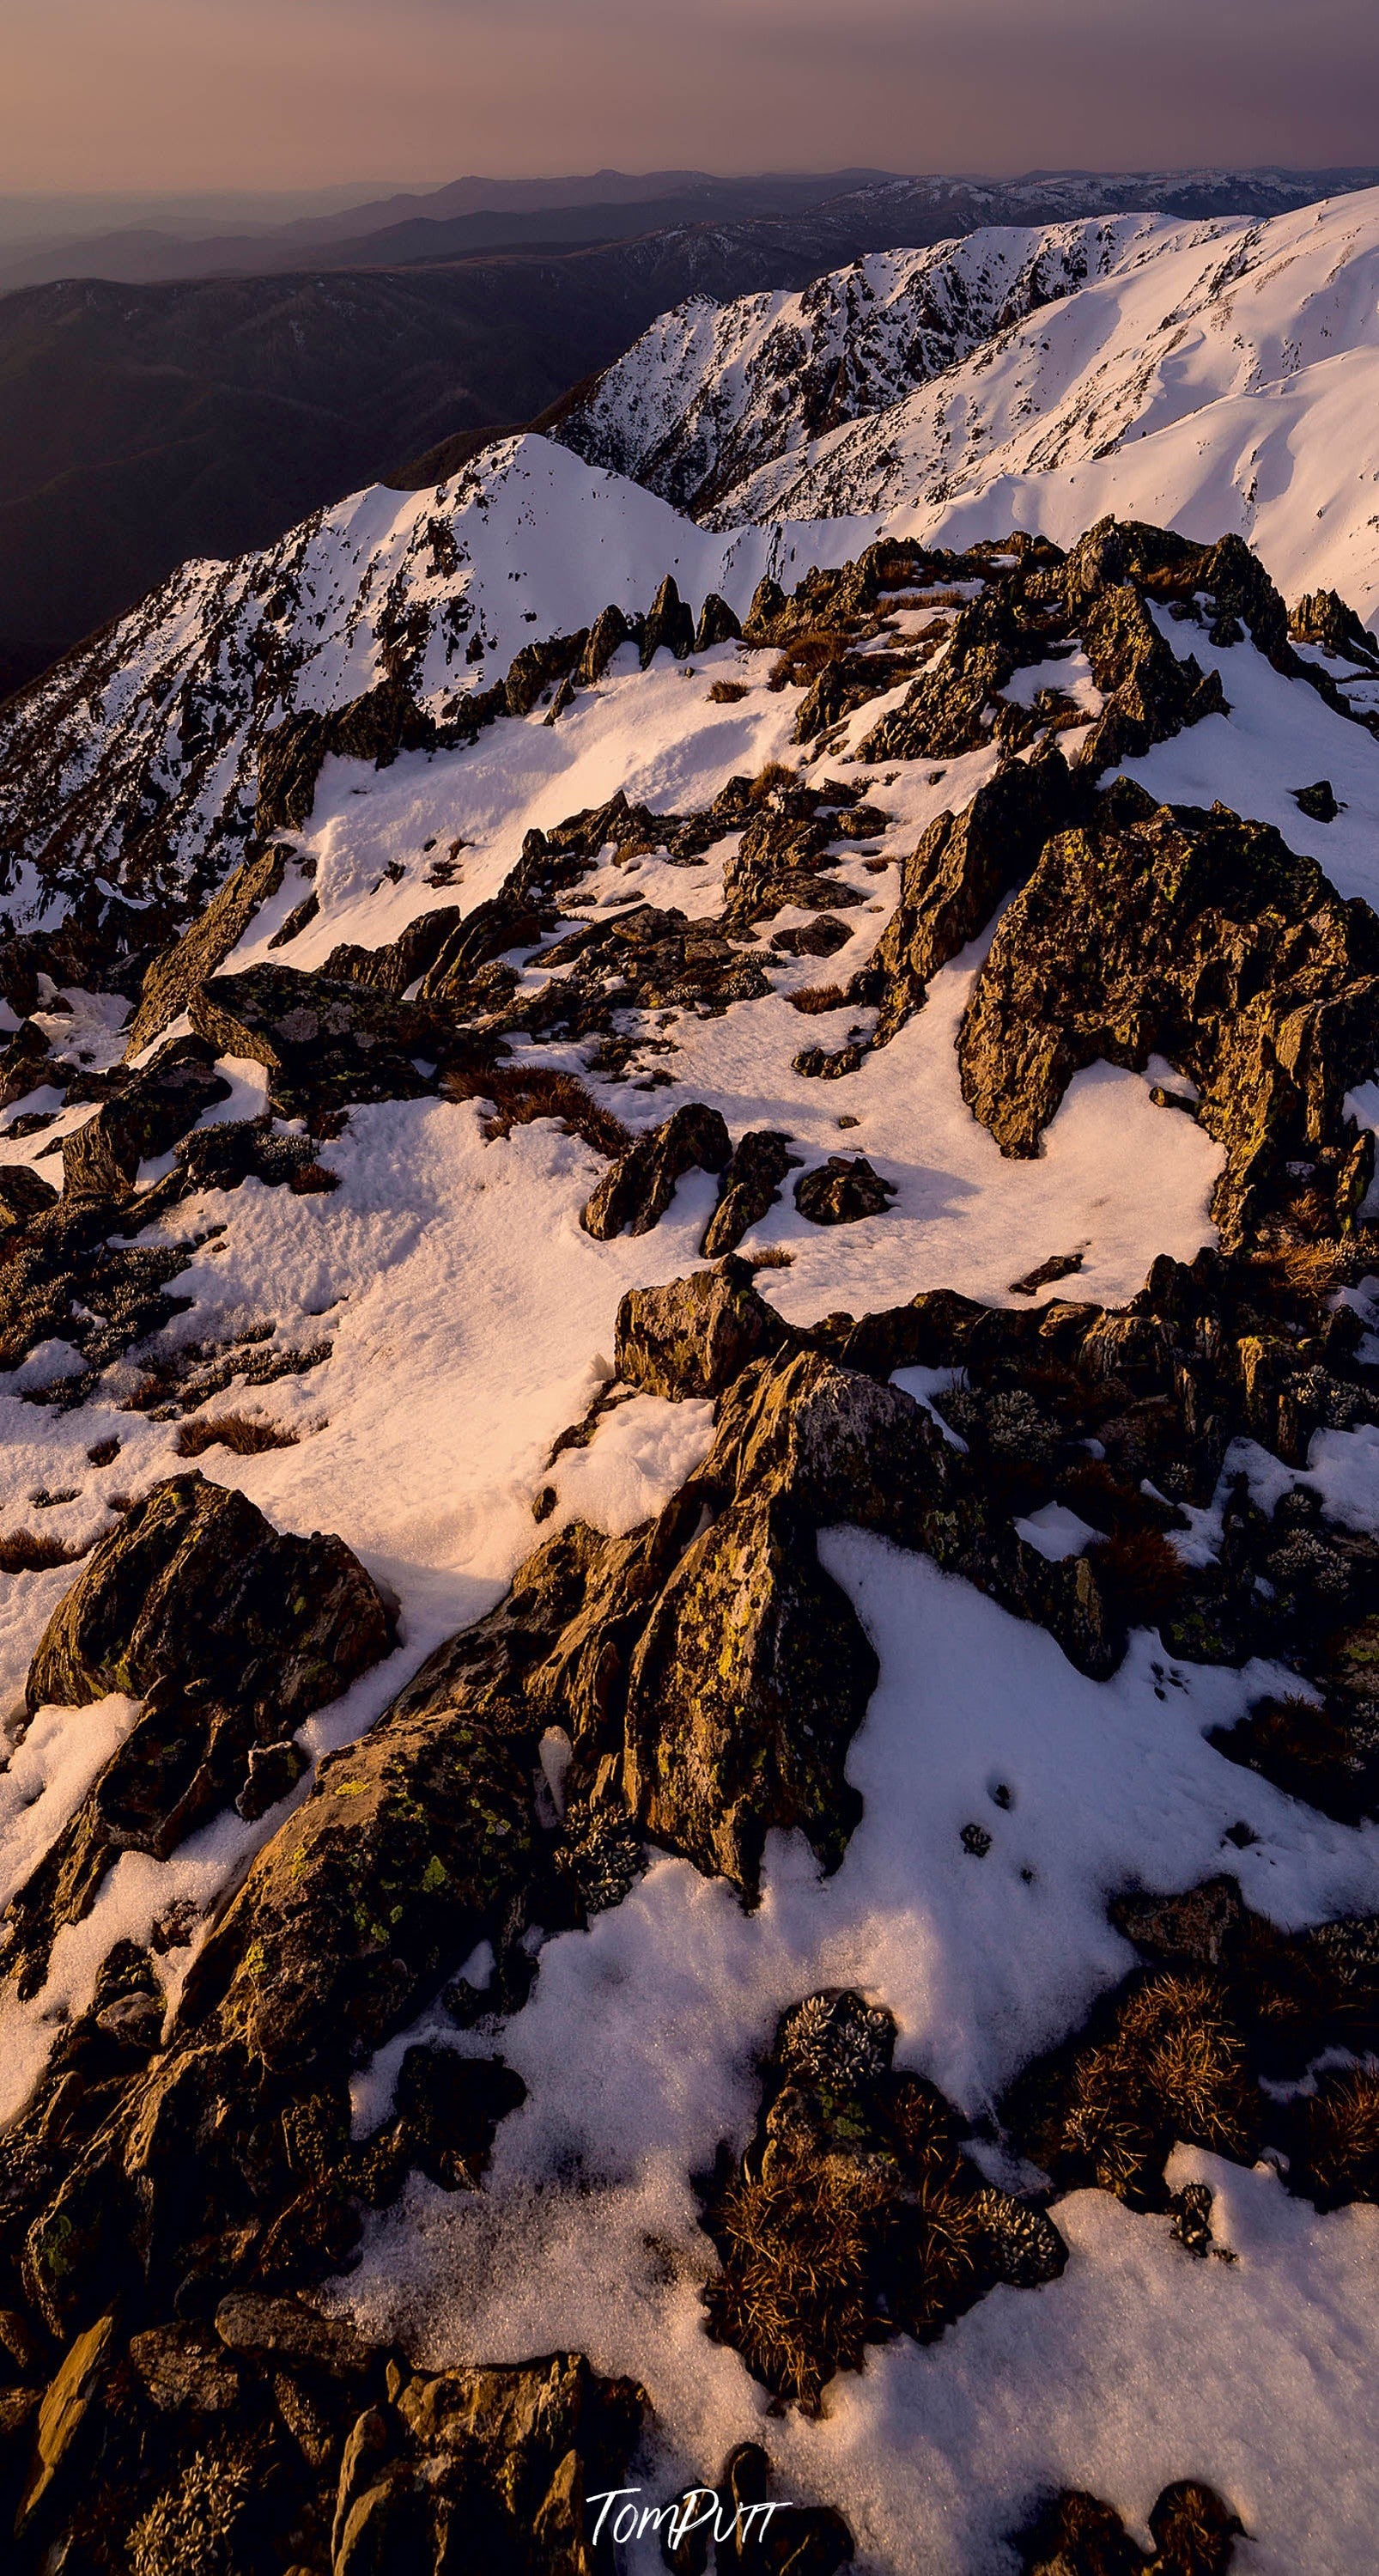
[4,0,1379,193]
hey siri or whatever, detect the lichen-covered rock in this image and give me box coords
[125,843,288,1057]
[177,1695,534,2074]
[864,747,1078,1051]
[26,1472,392,1726]
[5,1481,394,1995]
[1077,580,1224,768]
[794,1154,896,1225]
[620,1492,874,1889]
[957,801,1379,1245]
[701,1127,799,1255]
[189,963,447,1116]
[580,1099,731,1239]
[614,1259,787,1399]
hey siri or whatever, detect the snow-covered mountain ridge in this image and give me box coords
[562,187,1379,628]
[556,216,1160,514]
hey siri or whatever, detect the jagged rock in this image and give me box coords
[60,1037,232,1203]
[27,1472,392,1726]
[323,904,464,997]
[504,630,587,717]
[576,603,634,685]
[864,747,1078,1052]
[580,1100,731,1239]
[125,843,289,1056]
[614,1259,787,1398]
[128,2324,243,2415]
[1077,581,1224,768]
[701,1128,799,1256]
[619,1491,873,1889]
[15,2312,116,2530]
[6,1479,393,1994]
[793,1154,896,1224]
[256,678,443,836]
[957,801,1379,1245]
[641,575,696,667]
[1291,588,1379,666]
[694,592,741,650]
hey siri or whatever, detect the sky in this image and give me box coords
[3,0,1379,194]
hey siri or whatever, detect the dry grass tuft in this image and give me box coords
[288,1161,339,1196]
[174,1414,300,1459]
[708,678,749,704]
[1087,1526,1188,1623]
[1044,1972,1254,2198]
[704,2159,891,2405]
[768,632,846,691]
[0,1528,86,1574]
[1293,2062,1379,2204]
[440,1063,633,1160]
[749,760,797,801]
[787,983,850,1016]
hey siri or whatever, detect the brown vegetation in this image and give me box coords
[0,1528,87,1574]
[708,678,749,704]
[174,1414,301,1459]
[787,983,850,1016]
[441,1063,633,1159]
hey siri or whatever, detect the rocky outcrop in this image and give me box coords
[701,1127,799,1255]
[189,964,453,1119]
[580,1100,731,1239]
[639,574,695,666]
[4,1476,395,1994]
[957,797,1379,1245]
[865,746,1078,1051]
[60,1038,232,1203]
[794,1154,896,1225]
[614,1259,787,1398]
[125,843,289,1057]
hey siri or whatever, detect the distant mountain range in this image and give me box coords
[3,164,1379,699]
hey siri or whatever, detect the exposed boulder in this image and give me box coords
[957,801,1379,1245]
[794,1154,896,1224]
[575,602,634,685]
[619,1490,874,1889]
[27,1472,392,1726]
[701,1127,799,1256]
[614,1259,787,1399]
[1078,581,1224,769]
[503,630,587,717]
[580,1100,731,1239]
[189,963,449,1117]
[0,1163,58,1229]
[1290,588,1379,666]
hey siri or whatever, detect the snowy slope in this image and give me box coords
[692,190,1379,620]
[557,218,1158,513]
[0,436,872,919]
